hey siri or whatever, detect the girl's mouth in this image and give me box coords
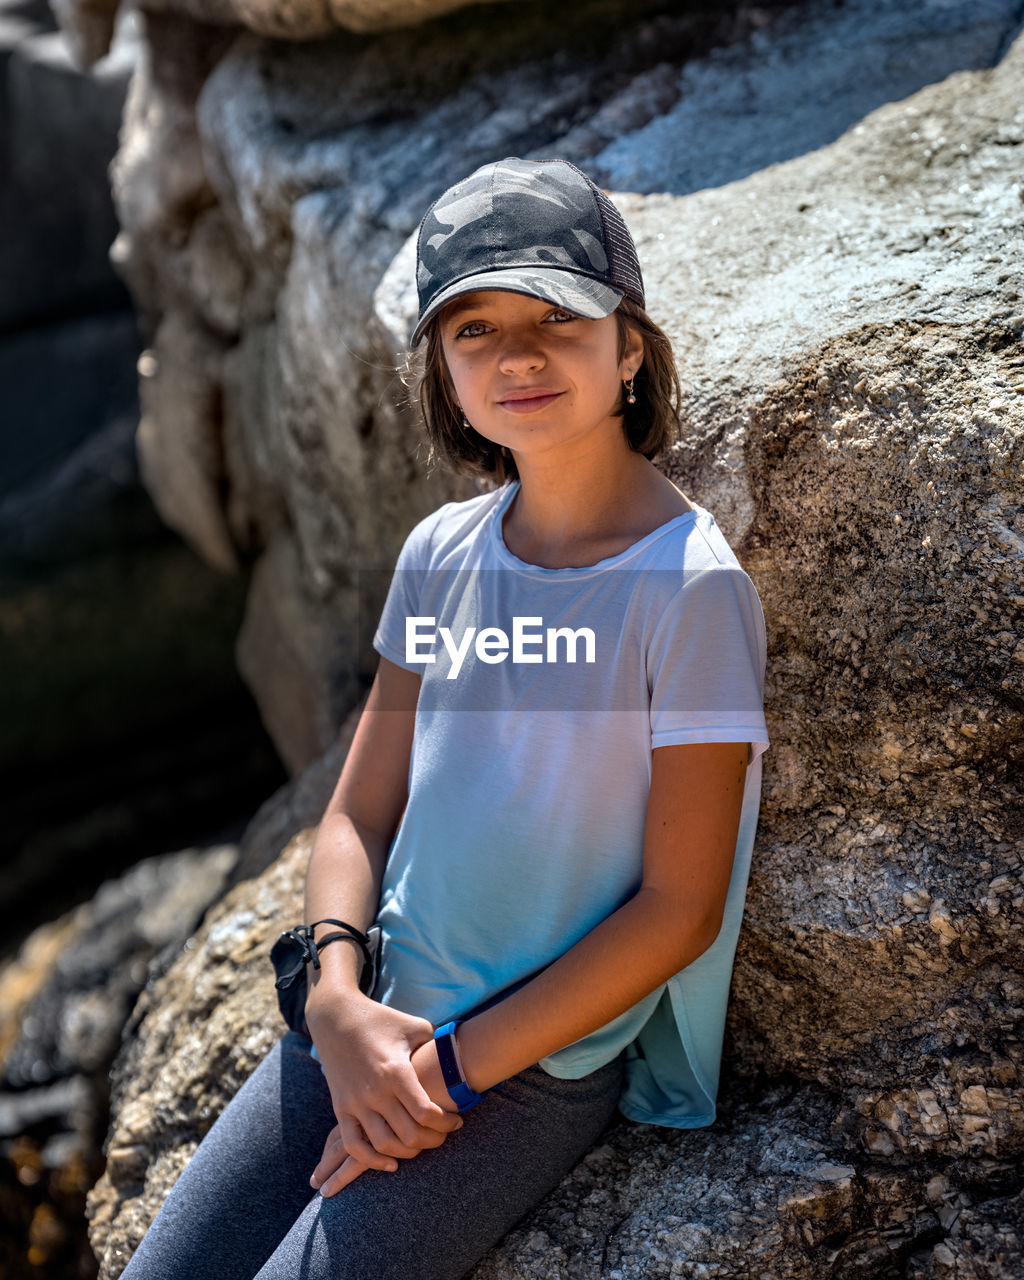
[497,391,564,414]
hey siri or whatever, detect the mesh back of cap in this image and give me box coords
[593,188,646,309]
[552,158,645,308]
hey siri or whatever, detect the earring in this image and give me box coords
[625,376,637,405]
[461,413,471,431]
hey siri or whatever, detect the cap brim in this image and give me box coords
[411,268,623,344]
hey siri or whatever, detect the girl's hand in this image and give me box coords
[305,990,462,1174]
[310,1022,464,1198]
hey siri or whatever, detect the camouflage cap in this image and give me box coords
[412,156,645,344]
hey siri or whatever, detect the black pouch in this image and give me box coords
[270,921,382,1038]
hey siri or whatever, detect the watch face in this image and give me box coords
[434,1026,464,1090]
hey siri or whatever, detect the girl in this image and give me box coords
[120,156,769,1280]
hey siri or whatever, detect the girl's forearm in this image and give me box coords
[303,813,389,997]
[457,887,722,1094]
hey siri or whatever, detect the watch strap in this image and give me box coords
[434,1020,487,1112]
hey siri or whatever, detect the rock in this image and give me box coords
[0,522,287,954]
[591,0,1020,195]
[85,834,311,1276]
[48,0,120,69]
[135,311,240,574]
[234,527,343,773]
[81,0,1024,1275]
[0,413,163,569]
[0,845,237,1280]
[1,846,237,1091]
[55,0,528,66]
[230,698,364,885]
[906,1190,1024,1280]
[471,1076,952,1279]
[582,21,1024,1177]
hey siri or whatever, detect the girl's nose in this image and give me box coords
[497,330,546,374]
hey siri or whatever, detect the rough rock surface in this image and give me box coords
[0,845,236,1279]
[86,835,313,1278]
[229,697,362,886]
[78,0,1024,1276]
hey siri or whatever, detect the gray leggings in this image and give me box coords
[119,1030,624,1280]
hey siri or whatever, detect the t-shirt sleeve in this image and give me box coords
[373,506,448,670]
[647,566,769,764]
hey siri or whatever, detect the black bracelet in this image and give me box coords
[303,918,373,974]
[270,918,382,1038]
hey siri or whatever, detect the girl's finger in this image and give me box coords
[308,1141,343,1187]
[359,1110,421,1160]
[389,1072,463,1134]
[309,1130,349,1189]
[318,1155,376,1198]
[398,1093,463,1135]
[379,1098,455,1151]
[338,1116,399,1173]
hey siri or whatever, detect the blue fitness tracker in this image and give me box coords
[433,1020,487,1113]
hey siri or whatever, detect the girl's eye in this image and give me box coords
[544,308,578,324]
[454,320,491,339]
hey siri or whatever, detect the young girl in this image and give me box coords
[120,156,769,1280]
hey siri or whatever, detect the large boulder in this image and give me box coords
[81,0,1023,1276]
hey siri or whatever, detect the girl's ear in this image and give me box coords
[621,321,644,379]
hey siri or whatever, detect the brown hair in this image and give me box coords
[402,297,682,483]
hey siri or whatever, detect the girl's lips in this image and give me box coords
[497,391,564,414]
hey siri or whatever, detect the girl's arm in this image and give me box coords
[409,739,749,1099]
[303,657,462,1185]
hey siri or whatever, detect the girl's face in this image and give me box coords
[437,290,643,466]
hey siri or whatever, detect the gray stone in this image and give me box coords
[906,1191,1024,1280]
[1,846,238,1091]
[0,0,57,25]
[592,0,1021,194]
[0,412,165,569]
[230,705,359,886]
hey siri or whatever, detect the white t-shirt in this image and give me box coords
[372,480,769,1127]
